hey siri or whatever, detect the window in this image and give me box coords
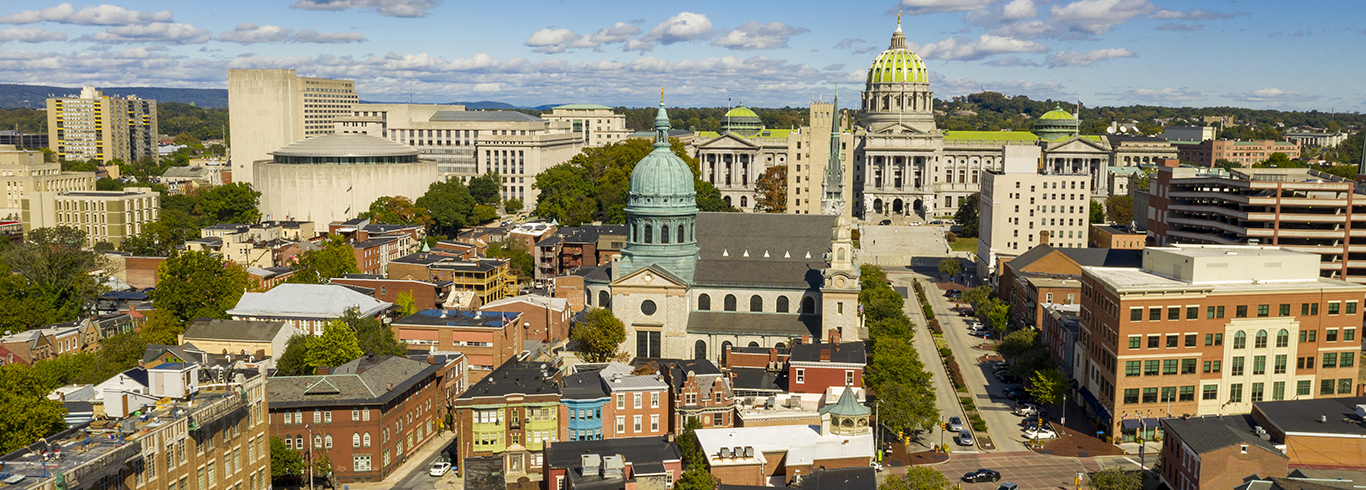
[1236,305,1248,318]
[1297,380,1312,396]
[651,392,660,408]
[1329,302,1340,315]
[1179,386,1195,402]
[1142,388,1158,403]
[724,295,736,311]
[1297,356,1314,369]
[776,296,789,312]
[615,416,625,433]
[1277,329,1289,347]
[712,412,723,426]
[1323,352,1338,368]
[1342,353,1355,368]
[1161,387,1177,403]
[1148,336,1159,349]
[633,415,642,432]
[1231,357,1244,376]
[1123,388,1140,404]
[846,370,856,385]
[1328,329,1339,342]
[1234,331,1246,349]
[314,435,322,448]
[1144,360,1159,376]
[1187,306,1198,319]
[1128,336,1141,349]
[634,393,643,409]
[1162,359,1177,375]
[796,368,805,383]
[314,410,321,423]
[354,456,371,472]
[1182,359,1196,374]
[1150,308,1161,321]
[1185,334,1197,347]
[1275,355,1287,374]
[1301,330,1317,342]
[1346,329,1356,341]
[353,433,361,448]
[1167,335,1178,348]
[1253,356,1266,375]
[1348,302,1358,315]
[363,433,371,447]
[1340,378,1354,394]
[1203,361,1212,373]
[749,295,762,312]
[1202,385,1218,400]
[1258,305,1269,317]
[1125,361,1141,377]
[1321,379,1335,395]
[616,394,625,409]
[1251,383,1264,402]
[1168,307,1180,320]
[1280,304,1291,316]
[1130,308,1142,321]
[1230,383,1243,403]
[1273,381,1285,401]
[1255,330,1268,348]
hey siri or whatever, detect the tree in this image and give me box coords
[572,308,626,362]
[2,226,108,324]
[395,292,418,318]
[753,165,787,213]
[270,436,306,480]
[274,334,312,377]
[503,198,524,214]
[1089,200,1105,224]
[289,235,360,284]
[695,179,736,212]
[859,286,905,325]
[937,258,962,277]
[953,193,979,237]
[0,261,53,332]
[302,320,366,374]
[1259,152,1294,168]
[877,374,939,442]
[358,196,432,226]
[1213,158,1241,171]
[472,204,499,225]
[140,310,186,346]
[0,365,69,455]
[962,286,992,308]
[986,302,1010,334]
[1105,195,1133,225]
[417,179,480,236]
[311,450,334,488]
[486,241,534,279]
[880,466,953,490]
[995,328,1036,359]
[1086,467,1144,490]
[195,183,262,224]
[674,418,717,490]
[153,250,249,323]
[339,308,407,357]
[468,172,502,205]
[1026,368,1069,413]
[532,164,598,226]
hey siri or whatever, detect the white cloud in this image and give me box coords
[1150,8,1234,20]
[912,34,1046,61]
[823,63,845,71]
[641,12,713,45]
[1227,88,1320,103]
[583,22,641,45]
[525,28,580,53]
[1155,23,1202,31]
[289,0,442,18]
[894,0,996,15]
[834,38,864,49]
[293,30,365,43]
[472,82,500,92]
[711,21,808,50]
[938,77,1075,100]
[0,27,66,43]
[1049,0,1157,36]
[216,23,291,44]
[525,22,641,54]
[985,56,1037,67]
[1001,0,1037,19]
[1104,87,1204,104]
[0,3,172,26]
[1046,48,1135,67]
[78,22,211,44]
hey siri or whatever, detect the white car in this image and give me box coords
[1023,428,1058,440]
[429,461,452,477]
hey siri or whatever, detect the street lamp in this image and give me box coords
[305,424,314,490]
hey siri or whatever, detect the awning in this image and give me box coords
[1078,387,1113,425]
[1120,417,1162,430]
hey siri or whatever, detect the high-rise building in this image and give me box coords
[0,144,95,218]
[227,69,357,185]
[46,85,157,164]
[21,187,159,247]
[977,145,1091,287]
[540,104,631,147]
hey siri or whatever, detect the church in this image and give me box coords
[582,98,861,362]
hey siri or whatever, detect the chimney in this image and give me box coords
[1158,158,1180,168]
[427,355,436,365]
[819,348,830,362]
[1040,230,1050,245]
[800,335,811,344]
[827,329,841,345]
[768,348,778,363]
[316,366,330,375]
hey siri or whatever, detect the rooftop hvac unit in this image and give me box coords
[719,447,730,458]
[732,447,743,459]
[787,396,801,408]
[744,447,754,458]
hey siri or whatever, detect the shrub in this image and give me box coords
[960,398,976,411]
[970,417,987,432]
[938,346,952,358]
[923,304,935,319]
[927,319,943,335]
[944,231,958,243]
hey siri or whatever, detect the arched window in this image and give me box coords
[801,297,815,314]
[661,225,670,244]
[750,295,763,312]
[644,224,653,244]
[724,196,732,206]
[1255,330,1268,349]
[598,291,610,308]
[1277,329,1289,347]
[363,432,371,447]
[724,294,737,311]
[678,225,685,243]
[295,436,303,449]
[776,296,789,313]
[838,248,845,261]
[314,435,322,448]
[695,340,707,360]
[698,294,711,311]
[721,341,733,365]
[748,342,759,348]
[324,434,333,449]
[285,437,294,450]
[740,196,748,208]
[1233,331,1246,349]
[353,433,361,448]
[775,342,786,349]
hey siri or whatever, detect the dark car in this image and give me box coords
[879,219,892,225]
[962,469,1001,483]
[1003,387,1027,398]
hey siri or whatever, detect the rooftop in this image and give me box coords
[1254,397,1366,437]
[789,341,866,364]
[1162,414,1285,456]
[694,425,873,467]
[393,309,519,328]
[430,111,546,123]
[687,311,821,337]
[227,283,392,319]
[268,354,456,408]
[545,435,681,469]
[182,319,290,343]
[942,130,1039,142]
[552,104,615,111]
[793,467,877,490]
[694,212,836,288]
[270,133,419,158]
[458,360,560,400]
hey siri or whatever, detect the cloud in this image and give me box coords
[1227,88,1320,103]
[216,23,291,44]
[1103,87,1204,104]
[1046,48,1135,67]
[0,26,66,43]
[1155,23,1201,31]
[938,77,1075,100]
[524,22,641,54]
[912,34,1046,61]
[293,30,365,43]
[78,22,211,44]
[711,21,808,50]
[472,83,500,92]
[1150,8,1234,20]
[894,0,996,15]
[985,56,1037,67]
[1292,30,1312,37]
[525,28,580,53]
[1049,0,1158,36]
[833,38,864,49]
[823,63,845,71]
[1001,0,1037,19]
[854,46,879,54]
[0,3,172,26]
[289,0,442,18]
[641,12,713,45]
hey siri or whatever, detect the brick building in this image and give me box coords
[787,337,865,394]
[1089,224,1146,249]
[1159,414,1289,490]
[1077,245,1366,442]
[391,309,524,374]
[454,359,561,481]
[331,275,444,310]
[534,225,627,281]
[267,353,466,483]
[482,295,571,343]
[1252,397,1366,470]
[388,253,517,306]
[1175,139,1301,167]
[543,436,683,490]
[998,244,1140,330]
[559,363,670,442]
[639,358,737,434]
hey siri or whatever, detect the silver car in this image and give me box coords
[958,430,974,446]
[947,417,964,432]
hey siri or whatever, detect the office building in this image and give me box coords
[976,145,1091,287]
[1285,132,1348,148]
[21,187,158,247]
[1175,139,1301,167]
[1147,162,1366,283]
[1161,126,1216,142]
[46,85,157,164]
[228,69,358,185]
[541,104,631,147]
[390,309,525,373]
[0,144,95,218]
[254,133,437,224]
[1089,224,1146,250]
[388,254,517,306]
[1077,245,1366,442]
[0,130,47,149]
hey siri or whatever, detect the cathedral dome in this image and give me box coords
[867,48,928,84]
[628,102,697,207]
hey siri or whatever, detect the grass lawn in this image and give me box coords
[949,237,978,252]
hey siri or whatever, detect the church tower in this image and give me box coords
[821,213,861,340]
[821,87,846,217]
[617,97,700,283]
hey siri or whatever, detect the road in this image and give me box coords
[888,271,970,453]
[386,438,461,490]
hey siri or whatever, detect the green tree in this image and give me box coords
[270,436,306,480]
[274,334,311,376]
[194,183,262,224]
[986,302,1010,334]
[996,328,1037,359]
[1259,152,1294,167]
[302,320,366,373]
[695,179,736,212]
[937,258,962,277]
[1105,195,1133,225]
[472,204,499,225]
[880,466,953,490]
[359,196,432,226]
[1086,467,1144,490]
[339,308,407,357]
[289,235,360,284]
[753,165,787,213]
[140,310,186,347]
[1213,158,1241,171]
[953,193,979,237]
[876,370,939,442]
[0,261,53,332]
[859,286,905,324]
[673,418,717,490]
[962,286,992,308]
[311,449,334,487]
[0,365,69,454]
[531,164,598,226]
[1089,200,1105,224]
[468,172,502,205]
[503,198,524,214]
[1,226,108,324]
[153,250,249,323]
[572,308,627,362]
[416,179,480,236]
[395,292,418,317]
[486,241,534,280]
[1026,368,1069,413]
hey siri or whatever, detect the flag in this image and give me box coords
[347,185,352,192]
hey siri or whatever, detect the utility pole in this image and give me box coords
[306,424,315,490]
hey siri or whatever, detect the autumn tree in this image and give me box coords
[1105,195,1134,225]
[572,308,626,362]
[753,165,787,212]
[289,235,360,284]
[880,466,953,490]
[153,250,250,323]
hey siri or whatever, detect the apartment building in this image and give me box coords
[0,144,95,217]
[268,354,466,483]
[788,338,865,394]
[540,104,632,147]
[534,224,627,281]
[543,437,683,490]
[642,358,736,434]
[388,253,517,305]
[481,295,570,343]
[977,145,1091,287]
[333,103,582,204]
[1174,139,1301,167]
[46,85,158,164]
[21,187,159,246]
[454,360,561,479]
[1076,245,1366,442]
[228,69,358,185]
[390,309,524,373]
[1147,162,1366,283]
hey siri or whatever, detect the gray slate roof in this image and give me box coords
[790,341,866,364]
[1255,397,1366,436]
[1161,414,1286,456]
[182,319,289,343]
[693,213,837,288]
[268,354,445,408]
[687,311,821,337]
[793,467,877,490]
[459,360,560,399]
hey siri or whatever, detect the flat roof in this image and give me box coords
[1084,266,1364,293]
[694,425,873,467]
[1255,397,1366,436]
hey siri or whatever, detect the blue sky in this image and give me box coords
[0,0,1360,111]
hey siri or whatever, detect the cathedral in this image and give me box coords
[586,99,861,362]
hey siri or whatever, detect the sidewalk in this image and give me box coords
[344,431,459,490]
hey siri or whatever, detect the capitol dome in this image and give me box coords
[860,19,936,131]
[720,104,764,137]
[1034,104,1080,141]
[867,46,928,84]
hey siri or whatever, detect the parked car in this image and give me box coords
[879,219,892,225]
[962,469,1001,483]
[958,430,975,446]
[995,371,1019,383]
[947,416,963,432]
[1002,387,1027,398]
[1024,427,1058,439]
[1013,403,1041,416]
[429,462,452,477]
[996,483,1019,490]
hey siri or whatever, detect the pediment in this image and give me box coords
[611,264,688,288]
[1046,137,1111,153]
[697,133,762,150]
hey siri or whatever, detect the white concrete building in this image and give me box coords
[977,146,1091,287]
[254,133,437,224]
[228,69,358,185]
[541,104,631,147]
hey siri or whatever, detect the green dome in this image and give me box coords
[721,103,764,137]
[867,48,928,84]
[1040,106,1077,122]
[628,102,697,209]
[724,106,759,119]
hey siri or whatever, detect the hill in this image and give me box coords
[0,84,227,108]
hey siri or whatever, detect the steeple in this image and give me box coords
[654,90,670,147]
[617,91,699,283]
[821,86,846,217]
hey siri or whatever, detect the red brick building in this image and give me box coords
[1159,414,1289,490]
[391,309,525,375]
[543,436,683,490]
[331,275,443,310]
[787,338,865,395]
[639,358,736,434]
[480,295,571,342]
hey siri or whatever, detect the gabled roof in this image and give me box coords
[693,213,834,288]
[1162,414,1286,457]
[228,283,391,319]
[793,467,877,490]
[268,354,450,408]
[182,319,290,343]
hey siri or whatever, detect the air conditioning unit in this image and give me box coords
[719,447,730,458]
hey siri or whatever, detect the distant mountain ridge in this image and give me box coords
[358,100,563,110]
[0,83,228,108]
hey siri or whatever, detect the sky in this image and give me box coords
[0,0,1361,111]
